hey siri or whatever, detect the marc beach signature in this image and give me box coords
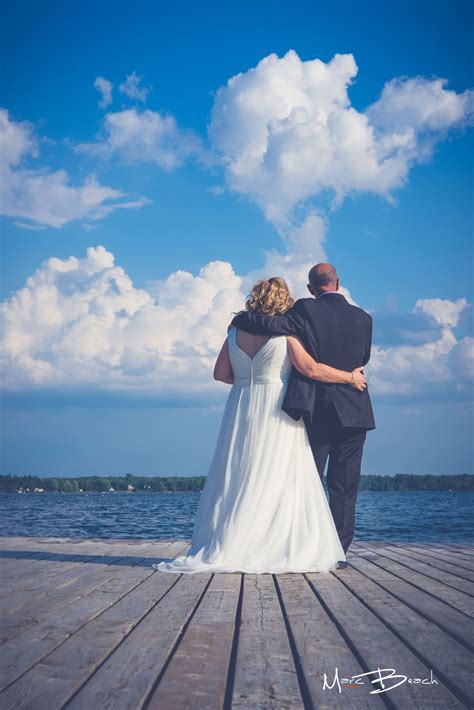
[323,667,439,694]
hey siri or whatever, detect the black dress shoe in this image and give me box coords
[336,560,348,569]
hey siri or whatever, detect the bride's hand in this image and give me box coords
[350,367,367,391]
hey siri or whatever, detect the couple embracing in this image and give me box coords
[154,263,375,574]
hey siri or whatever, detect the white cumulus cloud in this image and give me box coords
[94,76,113,109]
[0,108,152,228]
[367,299,472,398]
[75,107,208,170]
[0,246,245,399]
[208,49,473,230]
[448,337,474,385]
[119,71,152,103]
[413,298,468,328]
[1,245,471,404]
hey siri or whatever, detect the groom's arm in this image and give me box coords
[362,314,373,366]
[230,298,307,337]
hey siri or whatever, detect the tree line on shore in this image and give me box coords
[0,473,472,493]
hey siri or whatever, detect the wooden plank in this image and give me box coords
[0,540,179,598]
[0,551,47,577]
[276,572,382,708]
[231,574,303,709]
[1,536,90,547]
[0,553,102,594]
[0,556,152,689]
[306,572,463,708]
[0,554,129,621]
[68,539,191,557]
[397,543,474,570]
[146,573,241,709]
[0,536,185,548]
[0,540,182,583]
[337,562,474,706]
[0,553,126,609]
[415,542,474,559]
[0,537,62,551]
[0,543,186,643]
[356,543,474,595]
[0,536,188,558]
[0,539,110,560]
[65,573,212,710]
[353,544,474,618]
[0,557,187,708]
[347,552,474,651]
[0,540,178,605]
[356,541,474,572]
[1,538,472,708]
[385,543,474,582]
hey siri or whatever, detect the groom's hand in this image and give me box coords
[350,367,367,391]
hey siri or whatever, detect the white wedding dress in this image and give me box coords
[154,327,345,574]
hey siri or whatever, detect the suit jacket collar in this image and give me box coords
[317,292,346,301]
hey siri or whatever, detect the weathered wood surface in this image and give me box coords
[0,537,473,709]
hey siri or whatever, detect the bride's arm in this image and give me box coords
[213,338,234,385]
[286,336,366,391]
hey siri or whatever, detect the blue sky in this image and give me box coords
[1,0,473,476]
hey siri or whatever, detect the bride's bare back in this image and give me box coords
[235,330,271,358]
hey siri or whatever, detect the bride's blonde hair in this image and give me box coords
[245,276,294,316]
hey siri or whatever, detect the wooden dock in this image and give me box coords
[0,537,473,709]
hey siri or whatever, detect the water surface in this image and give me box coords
[0,490,472,542]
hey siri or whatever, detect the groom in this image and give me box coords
[231,264,375,564]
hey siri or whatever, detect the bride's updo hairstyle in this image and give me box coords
[245,277,295,316]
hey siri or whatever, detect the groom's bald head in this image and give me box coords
[308,263,339,296]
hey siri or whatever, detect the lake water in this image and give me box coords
[1,490,473,542]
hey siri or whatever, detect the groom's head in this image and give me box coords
[307,263,339,297]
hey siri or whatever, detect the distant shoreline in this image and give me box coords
[1,473,472,493]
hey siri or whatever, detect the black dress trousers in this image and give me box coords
[304,402,367,553]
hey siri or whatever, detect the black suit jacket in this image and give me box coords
[231,293,376,430]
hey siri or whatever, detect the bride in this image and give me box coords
[154,277,366,574]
